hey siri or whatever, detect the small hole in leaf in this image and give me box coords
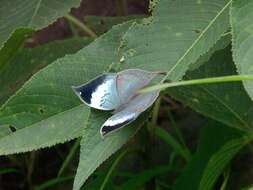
[9,125,16,132]
[39,108,45,114]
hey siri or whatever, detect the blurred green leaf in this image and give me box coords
[231,0,253,100]
[155,127,191,162]
[118,165,172,190]
[168,46,253,129]
[34,176,74,190]
[173,122,252,190]
[242,185,253,190]
[0,0,81,49]
[0,168,19,175]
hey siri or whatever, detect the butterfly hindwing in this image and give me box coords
[100,110,138,136]
[100,90,159,136]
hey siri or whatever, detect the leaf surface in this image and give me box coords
[231,0,253,100]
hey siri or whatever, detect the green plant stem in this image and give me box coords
[151,97,161,125]
[139,75,253,93]
[67,19,79,37]
[155,127,191,162]
[166,109,191,159]
[99,149,129,190]
[220,167,230,190]
[64,14,97,38]
[167,109,186,147]
[34,176,74,190]
[144,98,161,190]
[58,138,80,177]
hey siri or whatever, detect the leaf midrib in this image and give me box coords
[28,0,43,27]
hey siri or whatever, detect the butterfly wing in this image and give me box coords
[100,90,159,136]
[72,73,121,110]
[116,69,158,104]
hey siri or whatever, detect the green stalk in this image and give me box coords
[64,14,97,38]
[220,167,230,190]
[151,97,161,126]
[57,138,80,177]
[139,75,253,93]
[166,109,191,159]
[99,149,129,190]
[34,176,74,190]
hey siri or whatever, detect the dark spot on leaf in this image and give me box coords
[39,108,45,114]
[193,29,201,34]
[9,125,16,132]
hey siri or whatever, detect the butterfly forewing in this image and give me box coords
[72,74,121,110]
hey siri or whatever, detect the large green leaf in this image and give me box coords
[0,22,132,152]
[118,165,172,190]
[168,46,253,130]
[0,37,92,106]
[120,0,231,80]
[173,122,252,190]
[231,0,253,100]
[0,0,80,49]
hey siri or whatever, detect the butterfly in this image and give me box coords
[72,69,163,137]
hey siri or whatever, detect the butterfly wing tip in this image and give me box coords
[100,126,107,138]
[71,86,78,93]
